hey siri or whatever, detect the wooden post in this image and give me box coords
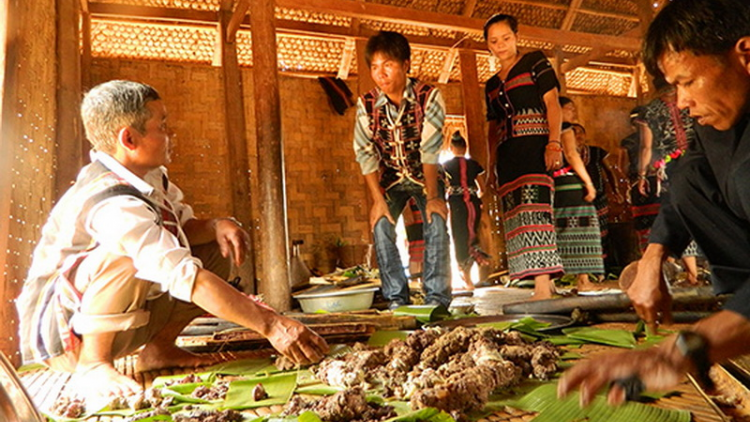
[553,47,567,96]
[1,0,58,366]
[81,11,92,161]
[356,37,374,242]
[0,0,17,366]
[249,0,291,311]
[458,49,502,279]
[56,0,83,199]
[219,7,256,293]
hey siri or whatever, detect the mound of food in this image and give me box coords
[284,326,561,421]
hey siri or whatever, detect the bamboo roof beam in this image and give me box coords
[87,1,640,52]
[274,0,641,51]
[461,0,477,17]
[560,0,583,32]
[226,0,250,43]
[337,37,355,79]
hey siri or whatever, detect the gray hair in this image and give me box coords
[81,80,161,154]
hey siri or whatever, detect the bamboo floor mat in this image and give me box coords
[18,325,733,422]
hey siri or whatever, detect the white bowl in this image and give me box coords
[294,287,378,313]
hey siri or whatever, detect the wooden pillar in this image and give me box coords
[56,0,83,198]
[81,11,92,161]
[459,49,504,278]
[356,38,375,95]
[356,38,375,242]
[1,0,58,366]
[219,7,256,293]
[249,0,291,311]
[553,47,567,95]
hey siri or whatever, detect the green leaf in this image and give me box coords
[562,327,636,348]
[222,372,297,410]
[503,383,690,422]
[394,305,450,323]
[368,330,413,346]
[161,382,215,404]
[560,351,583,360]
[546,336,586,346]
[382,407,455,422]
[294,384,343,395]
[151,372,217,388]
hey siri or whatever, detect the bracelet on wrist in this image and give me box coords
[546,144,562,152]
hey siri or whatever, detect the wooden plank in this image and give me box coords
[461,0,477,17]
[337,37,355,80]
[250,0,291,310]
[218,7,256,289]
[56,0,84,200]
[274,0,642,51]
[226,0,250,43]
[560,0,583,32]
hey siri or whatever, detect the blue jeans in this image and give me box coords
[373,181,452,307]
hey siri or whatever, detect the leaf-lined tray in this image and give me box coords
[429,314,574,331]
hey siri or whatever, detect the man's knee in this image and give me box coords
[373,217,396,242]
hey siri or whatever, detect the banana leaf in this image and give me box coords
[295,369,319,387]
[562,327,636,348]
[249,411,323,422]
[502,383,690,422]
[294,383,343,395]
[368,330,413,346]
[393,305,450,323]
[382,407,455,422]
[152,372,217,388]
[161,382,215,404]
[222,372,297,410]
[545,336,585,346]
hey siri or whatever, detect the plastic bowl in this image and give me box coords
[294,287,378,313]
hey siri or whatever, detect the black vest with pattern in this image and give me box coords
[363,79,435,190]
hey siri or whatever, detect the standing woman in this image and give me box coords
[484,14,564,299]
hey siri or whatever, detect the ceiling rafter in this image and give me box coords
[226,0,250,42]
[272,0,641,51]
[560,0,583,32]
[461,0,477,17]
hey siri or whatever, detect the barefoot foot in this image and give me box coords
[136,343,225,372]
[72,362,142,403]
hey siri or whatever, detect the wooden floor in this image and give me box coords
[17,286,736,422]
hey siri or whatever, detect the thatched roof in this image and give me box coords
[85,0,663,96]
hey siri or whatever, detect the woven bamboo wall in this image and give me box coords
[88,58,473,274]
[0,0,59,366]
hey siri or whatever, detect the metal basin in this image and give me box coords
[0,353,45,422]
[294,287,378,313]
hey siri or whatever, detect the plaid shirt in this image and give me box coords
[17,152,201,364]
[353,78,445,179]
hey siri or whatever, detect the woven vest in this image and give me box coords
[363,79,435,190]
[18,160,162,363]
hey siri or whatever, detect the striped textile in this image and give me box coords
[498,174,563,279]
[553,174,605,275]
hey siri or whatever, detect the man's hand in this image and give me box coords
[214,218,250,267]
[425,197,448,224]
[627,249,672,333]
[266,316,329,365]
[370,199,394,229]
[557,346,685,407]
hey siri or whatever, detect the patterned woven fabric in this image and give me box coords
[553,174,605,275]
[498,174,562,279]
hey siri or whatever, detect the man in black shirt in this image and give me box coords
[559,0,750,406]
